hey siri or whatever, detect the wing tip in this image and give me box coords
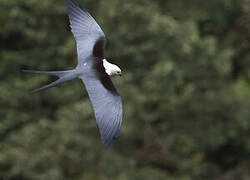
[103,138,116,148]
[65,0,86,11]
[64,0,75,6]
[101,126,121,148]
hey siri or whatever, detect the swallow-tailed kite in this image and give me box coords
[23,0,123,147]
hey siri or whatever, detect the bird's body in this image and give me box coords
[23,0,123,147]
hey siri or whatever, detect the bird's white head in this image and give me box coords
[103,59,122,76]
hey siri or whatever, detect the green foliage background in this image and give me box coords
[1,0,250,179]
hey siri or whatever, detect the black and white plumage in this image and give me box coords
[23,0,123,147]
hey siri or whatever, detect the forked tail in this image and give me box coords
[22,69,77,93]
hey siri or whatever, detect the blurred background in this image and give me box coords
[1,0,250,179]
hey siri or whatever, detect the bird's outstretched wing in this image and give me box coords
[80,75,122,147]
[65,0,106,67]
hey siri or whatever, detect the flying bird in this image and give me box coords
[23,0,123,147]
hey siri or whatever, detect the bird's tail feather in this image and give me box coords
[22,70,71,77]
[22,69,77,93]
